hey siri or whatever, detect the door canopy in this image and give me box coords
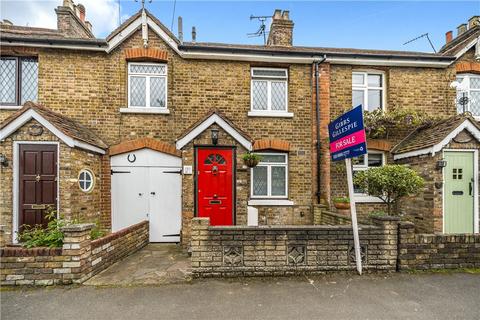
[176,110,253,151]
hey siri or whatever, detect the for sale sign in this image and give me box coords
[328,105,367,161]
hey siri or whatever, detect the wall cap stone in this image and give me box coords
[61,223,95,232]
[208,224,377,231]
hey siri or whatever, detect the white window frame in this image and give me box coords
[249,67,292,117]
[127,62,168,109]
[78,168,95,193]
[250,153,289,199]
[352,150,386,203]
[352,71,386,112]
[456,74,480,119]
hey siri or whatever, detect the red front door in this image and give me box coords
[196,148,234,226]
[19,144,58,230]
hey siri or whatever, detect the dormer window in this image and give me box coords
[128,62,167,109]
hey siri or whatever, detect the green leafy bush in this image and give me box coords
[333,196,350,203]
[353,165,424,215]
[17,210,66,248]
[241,152,262,162]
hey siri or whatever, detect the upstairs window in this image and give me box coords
[0,57,38,106]
[251,68,288,113]
[251,153,288,198]
[352,71,384,112]
[455,74,480,117]
[128,62,167,109]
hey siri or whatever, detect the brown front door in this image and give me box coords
[19,144,58,230]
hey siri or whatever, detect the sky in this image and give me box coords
[1,1,479,53]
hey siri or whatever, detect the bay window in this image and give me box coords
[352,71,384,112]
[251,153,288,198]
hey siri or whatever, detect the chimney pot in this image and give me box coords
[445,31,453,44]
[77,4,86,22]
[192,26,196,43]
[178,16,183,43]
[282,10,290,20]
[457,23,467,36]
[273,9,282,19]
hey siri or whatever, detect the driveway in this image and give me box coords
[84,243,191,286]
[2,272,479,320]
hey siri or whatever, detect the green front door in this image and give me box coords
[444,151,475,234]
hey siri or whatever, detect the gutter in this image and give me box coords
[314,55,327,204]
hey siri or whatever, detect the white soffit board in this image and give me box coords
[176,113,252,150]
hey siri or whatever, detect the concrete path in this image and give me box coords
[2,272,479,320]
[84,243,191,286]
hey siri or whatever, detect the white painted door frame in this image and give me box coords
[12,141,60,243]
[442,149,479,234]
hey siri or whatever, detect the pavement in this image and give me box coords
[84,243,191,286]
[2,272,479,320]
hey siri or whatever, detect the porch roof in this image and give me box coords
[0,102,108,154]
[391,114,480,160]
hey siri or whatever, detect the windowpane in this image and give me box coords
[352,73,364,85]
[456,91,465,114]
[252,166,268,196]
[271,81,286,111]
[368,153,383,167]
[130,64,166,75]
[260,154,286,163]
[352,154,365,166]
[130,76,146,107]
[21,58,38,104]
[353,171,365,194]
[470,77,480,89]
[470,91,480,116]
[252,80,268,110]
[271,166,286,196]
[367,89,382,111]
[150,77,166,108]
[0,58,17,104]
[367,74,382,87]
[352,90,364,108]
[252,69,287,78]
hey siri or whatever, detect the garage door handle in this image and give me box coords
[164,170,182,174]
[150,192,156,195]
[469,182,473,196]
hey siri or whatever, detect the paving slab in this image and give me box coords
[84,243,191,286]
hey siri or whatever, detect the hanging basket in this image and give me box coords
[243,158,260,168]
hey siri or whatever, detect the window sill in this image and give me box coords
[120,107,170,114]
[0,106,23,110]
[353,195,384,203]
[248,199,294,206]
[247,111,294,118]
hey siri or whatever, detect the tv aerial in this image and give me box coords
[248,15,271,45]
[403,33,436,53]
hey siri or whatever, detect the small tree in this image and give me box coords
[353,164,424,215]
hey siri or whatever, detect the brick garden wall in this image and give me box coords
[398,222,480,270]
[0,221,148,286]
[190,216,399,277]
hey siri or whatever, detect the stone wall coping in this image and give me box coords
[208,224,377,231]
[371,216,401,222]
[321,210,352,220]
[0,246,62,257]
[61,223,95,232]
[91,220,148,248]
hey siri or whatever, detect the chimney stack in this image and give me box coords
[267,9,294,47]
[445,31,453,44]
[178,16,183,43]
[55,0,93,38]
[457,23,467,36]
[192,26,196,43]
[468,16,480,29]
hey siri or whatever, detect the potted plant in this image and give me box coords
[333,197,350,210]
[242,153,262,168]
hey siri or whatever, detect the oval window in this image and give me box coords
[78,169,95,193]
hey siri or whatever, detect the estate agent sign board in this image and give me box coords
[328,105,368,274]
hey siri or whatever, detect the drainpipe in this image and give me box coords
[314,55,327,204]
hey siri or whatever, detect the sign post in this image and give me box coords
[328,105,367,275]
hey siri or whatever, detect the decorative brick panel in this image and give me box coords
[367,139,392,152]
[124,48,168,62]
[456,61,480,74]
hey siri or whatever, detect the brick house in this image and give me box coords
[0,1,479,247]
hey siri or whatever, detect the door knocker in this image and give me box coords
[35,175,41,182]
[212,165,218,175]
[127,153,136,163]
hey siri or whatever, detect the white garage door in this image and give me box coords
[111,149,182,242]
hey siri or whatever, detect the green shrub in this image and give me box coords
[353,165,424,215]
[333,196,350,203]
[241,152,262,162]
[17,210,66,248]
